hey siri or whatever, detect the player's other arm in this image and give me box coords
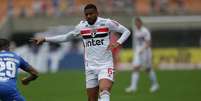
[18,56,39,85]
[21,66,39,85]
[107,20,131,50]
[143,40,151,49]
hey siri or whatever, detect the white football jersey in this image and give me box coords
[133,26,151,53]
[46,17,130,70]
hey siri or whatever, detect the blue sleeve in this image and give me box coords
[19,56,30,70]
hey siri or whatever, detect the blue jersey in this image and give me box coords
[0,51,30,87]
[0,50,30,101]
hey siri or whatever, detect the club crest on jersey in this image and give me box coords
[91,29,97,37]
[91,32,96,37]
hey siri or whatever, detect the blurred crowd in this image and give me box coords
[0,0,200,24]
[1,0,200,18]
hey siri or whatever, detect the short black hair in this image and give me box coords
[0,38,10,50]
[84,4,97,11]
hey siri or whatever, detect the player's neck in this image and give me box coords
[88,17,98,25]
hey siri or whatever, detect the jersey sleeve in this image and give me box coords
[45,22,82,42]
[19,56,30,70]
[107,19,131,44]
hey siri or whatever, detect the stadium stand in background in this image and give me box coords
[0,0,201,18]
[0,0,7,28]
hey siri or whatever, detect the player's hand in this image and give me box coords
[139,48,145,54]
[21,77,30,86]
[30,37,45,45]
[107,42,121,50]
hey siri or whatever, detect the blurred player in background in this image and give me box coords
[125,17,159,93]
[31,3,130,101]
[0,38,38,101]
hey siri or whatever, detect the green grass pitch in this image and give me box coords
[18,70,201,101]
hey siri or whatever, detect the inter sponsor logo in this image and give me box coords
[86,39,104,47]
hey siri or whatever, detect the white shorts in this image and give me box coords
[133,49,152,68]
[85,68,114,88]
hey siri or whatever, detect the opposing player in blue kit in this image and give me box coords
[0,38,38,101]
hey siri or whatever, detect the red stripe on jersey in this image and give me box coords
[96,27,109,33]
[80,29,91,35]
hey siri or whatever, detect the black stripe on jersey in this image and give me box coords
[82,33,108,39]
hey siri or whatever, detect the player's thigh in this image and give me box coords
[132,54,142,71]
[85,70,99,89]
[98,68,114,91]
[143,50,152,69]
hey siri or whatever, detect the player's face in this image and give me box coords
[135,20,142,29]
[84,8,98,25]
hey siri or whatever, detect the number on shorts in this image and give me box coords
[108,68,113,75]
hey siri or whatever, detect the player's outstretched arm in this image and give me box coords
[31,29,80,45]
[30,37,46,45]
[21,66,39,86]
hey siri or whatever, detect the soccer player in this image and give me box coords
[0,38,38,101]
[31,4,130,101]
[125,17,159,93]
